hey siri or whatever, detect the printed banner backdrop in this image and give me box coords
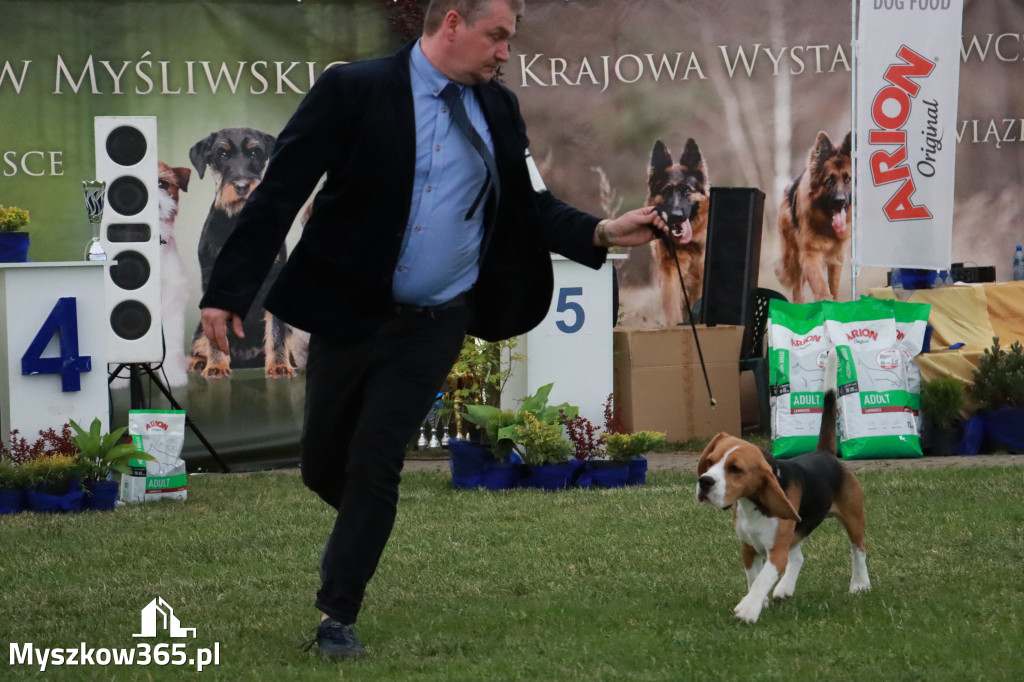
[855,0,964,270]
[2,0,1023,463]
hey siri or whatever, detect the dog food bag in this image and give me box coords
[121,410,188,503]
[768,300,830,458]
[863,297,932,433]
[823,299,922,460]
[894,300,931,432]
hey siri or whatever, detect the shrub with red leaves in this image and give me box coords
[0,424,77,464]
[563,413,604,460]
[603,393,625,435]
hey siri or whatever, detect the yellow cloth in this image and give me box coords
[984,281,1024,348]
[868,282,1024,415]
[868,284,997,350]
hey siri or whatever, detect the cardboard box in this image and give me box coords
[613,325,744,443]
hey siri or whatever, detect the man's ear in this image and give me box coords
[443,9,462,35]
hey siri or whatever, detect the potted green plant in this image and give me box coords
[562,411,630,488]
[461,383,578,458]
[919,376,967,455]
[1,424,80,512]
[514,412,575,490]
[564,394,654,488]
[603,431,666,460]
[451,383,578,490]
[447,407,518,490]
[0,204,31,262]
[970,337,1024,452]
[71,418,155,510]
[603,430,666,486]
[24,453,86,513]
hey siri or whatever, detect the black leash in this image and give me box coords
[653,216,717,407]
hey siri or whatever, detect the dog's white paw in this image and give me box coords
[849,577,871,593]
[733,595,764,623]
[849,546,870,593]
[772,582,795,600]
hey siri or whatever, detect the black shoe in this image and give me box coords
[312,618,365,660]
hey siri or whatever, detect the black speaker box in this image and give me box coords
[949,263,996,283]
[701,187,765,354]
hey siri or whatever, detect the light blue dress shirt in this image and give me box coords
[392,40,495,307]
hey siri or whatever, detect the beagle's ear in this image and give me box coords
[757,468,801,522]
[697,432,729,476]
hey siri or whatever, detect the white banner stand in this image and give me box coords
[0,262,109,448]
[851,0,964,296]
[502,254,625,427]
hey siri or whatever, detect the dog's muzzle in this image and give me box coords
[697,475,716,503]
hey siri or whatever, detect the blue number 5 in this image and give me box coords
[555,286,585,334]
[21,297,92,392]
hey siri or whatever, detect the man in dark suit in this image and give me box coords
[200,0,666,660]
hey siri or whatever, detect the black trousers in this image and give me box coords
[301,303,469,625]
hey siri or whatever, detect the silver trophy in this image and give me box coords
[82,180,108,261]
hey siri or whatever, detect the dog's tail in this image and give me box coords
[818,347,839,456]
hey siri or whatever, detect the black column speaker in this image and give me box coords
[701,187,765,354]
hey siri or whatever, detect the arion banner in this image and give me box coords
[854,0,964,270]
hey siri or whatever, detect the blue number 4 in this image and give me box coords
[21,297,92,392]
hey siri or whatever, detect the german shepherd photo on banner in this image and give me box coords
[775,131,852,303]
[647,139,710,326]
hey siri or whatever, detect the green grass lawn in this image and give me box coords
[2,464,1022,681]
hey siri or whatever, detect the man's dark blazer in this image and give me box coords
[199,41,606,343]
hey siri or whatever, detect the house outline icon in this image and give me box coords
[133,597,197,638]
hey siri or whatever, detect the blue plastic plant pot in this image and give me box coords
[0,231,29,263]
[448,439,492,489]
[980,408,1024,452]
[27,481,84,513]
[627,456,648,486]
[0,488,27,514]
[574,458,593,488]
[957,416,984,455]
[480,462,519,491]
[84,479,120,511]
[587,461,629,488]
[523,463,572,491]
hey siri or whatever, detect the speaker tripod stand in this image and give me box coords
[109,363,229,473]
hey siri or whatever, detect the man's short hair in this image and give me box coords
[423,0,524,35]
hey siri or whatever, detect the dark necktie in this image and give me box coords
[441,82,500,220]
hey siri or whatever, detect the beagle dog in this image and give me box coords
[695,353,870,623]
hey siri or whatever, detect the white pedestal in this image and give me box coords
[502,254,624,426]
[0,262,109,447]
